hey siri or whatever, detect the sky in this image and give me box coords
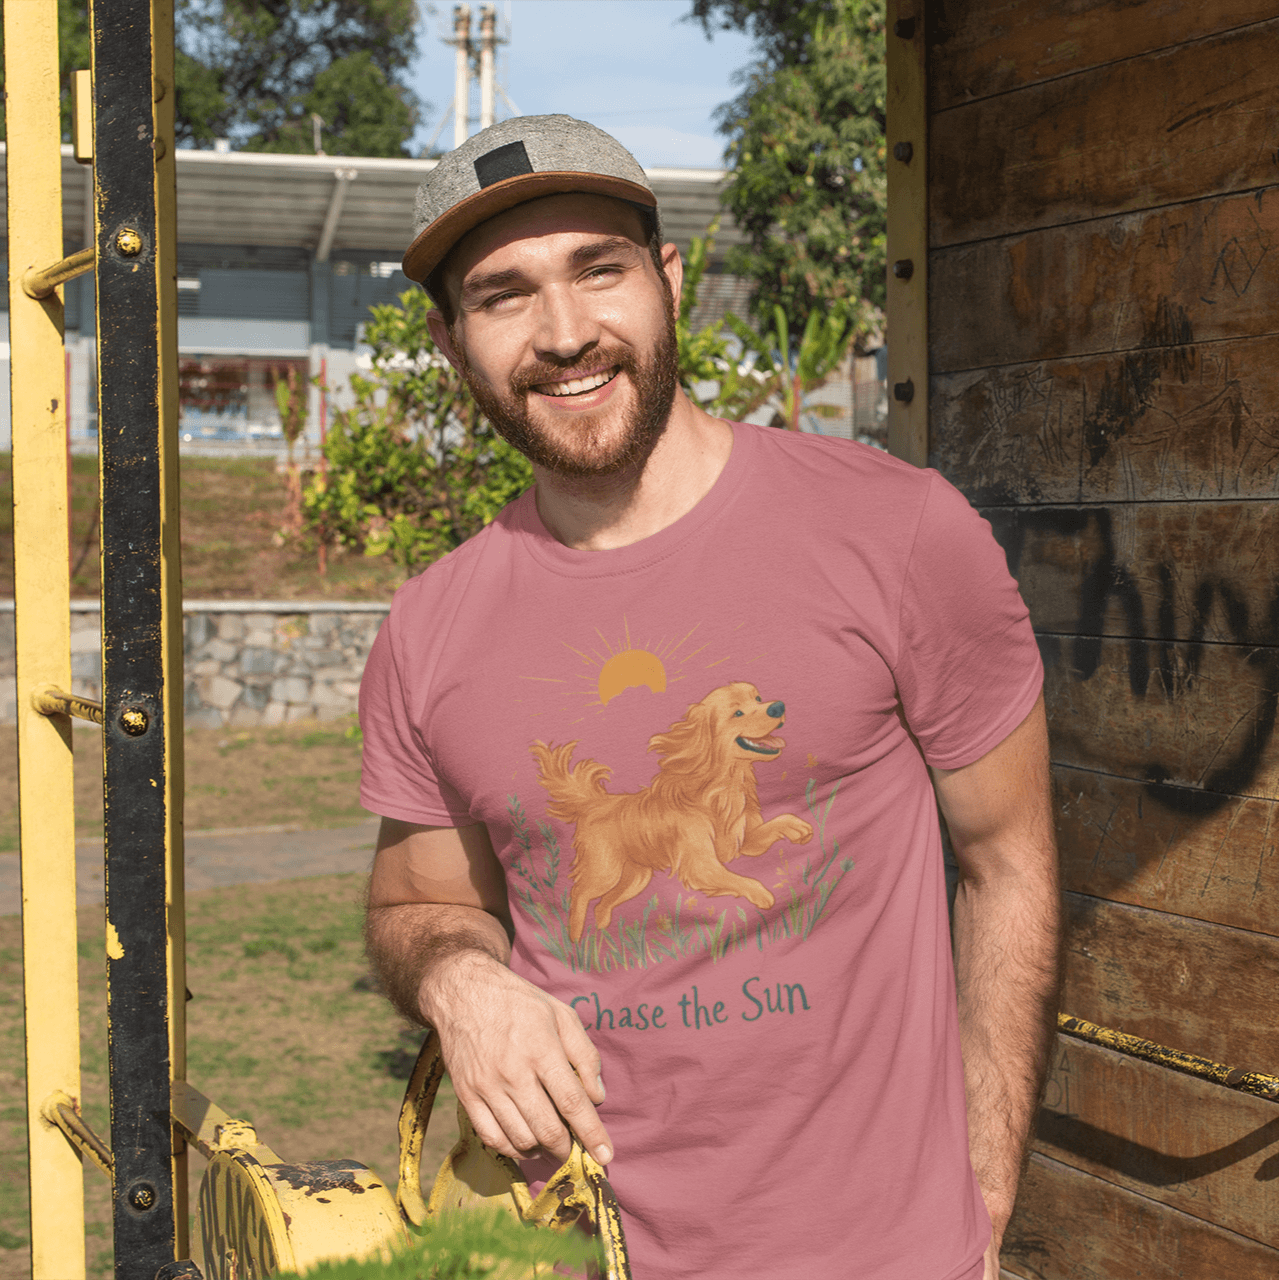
[407,0,758,168]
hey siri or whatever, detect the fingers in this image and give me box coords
[436,977,612,1168]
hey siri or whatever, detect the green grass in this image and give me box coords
[506,781,856,974]
[0,874,459,1280]
[282,1208,595,1279]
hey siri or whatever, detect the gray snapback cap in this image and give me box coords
[402,114,659,285]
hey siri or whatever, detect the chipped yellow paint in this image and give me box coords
[1058,1014,1279,1102]
[106,923,125,960]
[7,0,87,1272]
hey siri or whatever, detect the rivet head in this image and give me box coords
[115,228,143,257]
[893,378,916,404]
[127,1181,156,1212]
[892,258,915,280]
[894,16,916,39]
[119,706,149,736]
[893,141,913,164]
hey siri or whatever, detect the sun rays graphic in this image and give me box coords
[518,618,764,723]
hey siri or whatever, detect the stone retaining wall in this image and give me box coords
[0,601,390,728]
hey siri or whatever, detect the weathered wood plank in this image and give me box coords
[1032,1033,1279,1242]
[1054,765,1279,939]
[1003,1151,1279,1278]
[931,1,1278,113]
[932,334,1279,506]
[1042,634,1279,804]
[930,19,1279,247]
[985,501,1279,642]
[1062,893,1279,1071]
[930,186,1279,374]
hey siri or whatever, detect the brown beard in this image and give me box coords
[454,304,680,479]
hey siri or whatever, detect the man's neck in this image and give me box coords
[531,394,734,551]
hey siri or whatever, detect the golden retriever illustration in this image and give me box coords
[531,681,813,942]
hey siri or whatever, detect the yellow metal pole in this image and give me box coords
[5,0,89,1275]
[885,2,928,467]
[151,0,189,1252]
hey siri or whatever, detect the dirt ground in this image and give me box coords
[0,453,407,601]
[0,717,369,851]
[0,873,460,1279]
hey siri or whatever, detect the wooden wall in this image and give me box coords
[924,3,1279,1274]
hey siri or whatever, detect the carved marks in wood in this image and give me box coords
[931,18,1279,246]
[1055,766,1279,938]
[1035,1035,1279,1244]
[931,1,1279,114]
[1062,893,1279,1071]
[1004,1152,1279,1279]
[932,187,1279,376]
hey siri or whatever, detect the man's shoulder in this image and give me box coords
[387,490,529,618]
[732,422,943,524]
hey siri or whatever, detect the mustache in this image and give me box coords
[508,346,637,394]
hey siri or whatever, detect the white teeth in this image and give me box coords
[538,369,615,396]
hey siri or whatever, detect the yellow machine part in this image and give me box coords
[194,1148,407,1279]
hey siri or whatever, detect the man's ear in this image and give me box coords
[659,241,684,312]
[426,309,464,372]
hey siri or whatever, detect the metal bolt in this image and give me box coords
[119,706,149,736]
[115,228,143,257]
[894,16,916,39]
[127,1181,156,1212]
[893,141,913,164]
[893,378,915,404]
[892,259,915,280]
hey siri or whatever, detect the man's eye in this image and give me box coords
[734,710,744,717]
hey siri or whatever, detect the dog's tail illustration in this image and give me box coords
[530,740,611,824]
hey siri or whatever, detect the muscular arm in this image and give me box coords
[930,695,1061,1275]
[365,819,613,1166]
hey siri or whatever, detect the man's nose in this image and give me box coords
[767,701,785,718]
[534,286,600,361]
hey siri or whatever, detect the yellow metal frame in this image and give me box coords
[5,1,87,1274]
[885,1,928,467]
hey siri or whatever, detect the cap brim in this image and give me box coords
[401,171,658,284]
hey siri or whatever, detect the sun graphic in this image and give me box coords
[598,648,667,706]
[518,618,768,724]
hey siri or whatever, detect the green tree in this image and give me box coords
[175,0,420,154]
[301,290,533,573]
[690,0,886,348]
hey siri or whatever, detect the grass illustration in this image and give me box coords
[507,781,855,975]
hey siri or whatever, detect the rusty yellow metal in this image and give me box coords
[885,1,928,467]
[148,0,192,1252]
[72,69,94,163]
[175,1083,409,1276]
[22,246,96,301]
[1058,1013,1279,1102]
[40,1091,114,1178]
[5,0,87,1273]
[403,1032,634,1277]
[32,684,106,725]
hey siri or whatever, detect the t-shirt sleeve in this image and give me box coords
[893,472,1043,771]
[358,610,473,826]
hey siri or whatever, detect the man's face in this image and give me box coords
[432,194,682,479]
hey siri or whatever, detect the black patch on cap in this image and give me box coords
[474,140,534,188]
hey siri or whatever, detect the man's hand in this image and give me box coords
[932,694,1061,1258]
[365,819,613,1167]
[419,945,611,1165]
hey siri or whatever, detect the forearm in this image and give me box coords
[952,867,1061,1241]
[364,900,512,1026]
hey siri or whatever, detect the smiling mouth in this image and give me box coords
[534,367,619,397]
[736,733,783,756]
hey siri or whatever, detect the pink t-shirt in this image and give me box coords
[360,423,1042,1280]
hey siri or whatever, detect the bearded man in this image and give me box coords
[360,115,1060,1280]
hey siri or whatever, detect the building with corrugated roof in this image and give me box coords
[0,145,881,452]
